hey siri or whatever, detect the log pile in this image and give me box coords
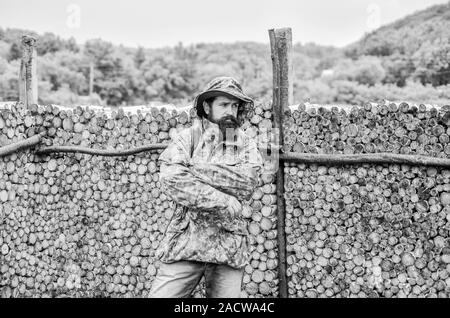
[284,101,450,298]
[3,98,450,298]
[0,101,278,298]
[283,102,450,156]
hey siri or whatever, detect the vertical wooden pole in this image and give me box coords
[19,55,26,103]
[19,35,38,107]
[89,61,94,97]
[269,27,293,298]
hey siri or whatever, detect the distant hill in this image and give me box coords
[345,2,450,86]
[347,2,449,56]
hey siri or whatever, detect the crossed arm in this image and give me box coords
[190,161,259,201]
[160,162,231,210]
[159,129,262,211]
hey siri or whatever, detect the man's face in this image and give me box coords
[203,95,240,140]
[203,95,239,122]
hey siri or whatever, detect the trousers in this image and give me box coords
[149,260,244,298]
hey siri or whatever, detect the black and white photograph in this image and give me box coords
[0,0,450,308]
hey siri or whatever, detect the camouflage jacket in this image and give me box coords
[156,117,263,269]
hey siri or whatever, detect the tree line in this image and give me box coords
[0,3,448,107]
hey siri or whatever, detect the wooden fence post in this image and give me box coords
[269,27,293,298]
[19,35,38,107]
[89,61,94,97]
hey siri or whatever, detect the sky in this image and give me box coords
[0,0,448,48]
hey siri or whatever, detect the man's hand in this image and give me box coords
[226,196,242,219]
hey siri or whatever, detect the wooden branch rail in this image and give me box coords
[33,144,450,169]
[0,133,45,157]
[36,144,168,157]
[281,152,450,168]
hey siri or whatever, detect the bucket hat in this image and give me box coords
[194,76,254,118]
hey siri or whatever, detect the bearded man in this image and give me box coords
[150,77,263,298]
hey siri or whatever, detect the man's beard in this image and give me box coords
[208,114,240,141]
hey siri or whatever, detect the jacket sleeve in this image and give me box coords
[158,129,231,211]
[190,138,264,201]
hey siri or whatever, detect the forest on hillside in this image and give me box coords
[0,2,449,107]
